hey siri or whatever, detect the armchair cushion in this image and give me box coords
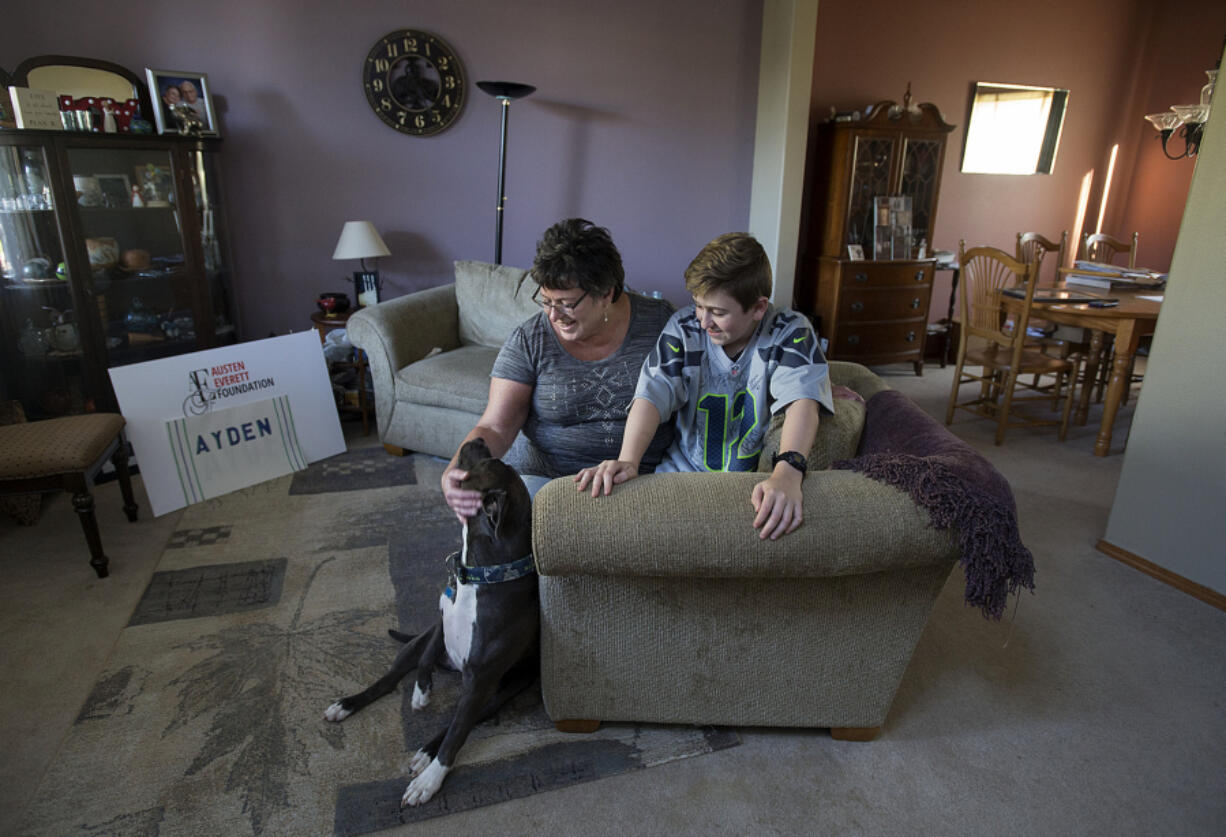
[396,345,501,414]
[758,385,867,474]
[454,260,538,348]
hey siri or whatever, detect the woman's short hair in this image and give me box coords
[527,218,624,302]
[684,232,772,311]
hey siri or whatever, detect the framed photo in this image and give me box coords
[847,244,865,261]
[133,163,174,207]
[145,69,218,135]
[95,174,132,208]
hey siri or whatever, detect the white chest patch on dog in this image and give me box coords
[441,522,477,669]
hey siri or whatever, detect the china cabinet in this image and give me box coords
[0,130,236,418]
[796,97,953,373]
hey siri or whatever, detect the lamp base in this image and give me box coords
[353,271,380,307]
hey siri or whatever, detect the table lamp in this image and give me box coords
[332,221,391,307]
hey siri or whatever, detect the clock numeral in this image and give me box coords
[398,111,408,125]
[431,111,442,124]
[384,42,399,59]
[380,97,393,112]
[443,76,457,90]
[415,114,427,128]
[370,78,384,93]
[402,37,418,53]
[373,58,390,74]
[441,94,452,108]
[437,57,450,71]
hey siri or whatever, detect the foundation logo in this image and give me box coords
[182,360,276,417]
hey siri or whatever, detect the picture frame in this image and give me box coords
[847,244,865,261]
[144,69,218,136]
[95,173,132,208]
[133,163,174,207]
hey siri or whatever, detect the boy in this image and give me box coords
[574,232,833,540]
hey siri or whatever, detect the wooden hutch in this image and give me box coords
[796,94,954,373]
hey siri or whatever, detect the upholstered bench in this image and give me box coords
[0,413,138,578]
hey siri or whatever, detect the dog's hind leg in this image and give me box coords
[324,625,440,722]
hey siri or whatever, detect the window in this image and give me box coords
[960,82,1069,175]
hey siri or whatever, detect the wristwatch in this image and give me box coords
[771,450,808,476]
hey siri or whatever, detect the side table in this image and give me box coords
[310,309,371,435]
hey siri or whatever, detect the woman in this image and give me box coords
[442,218,674,520]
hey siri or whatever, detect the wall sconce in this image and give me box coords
[332,221,390,307]
[1145,66,1217,160]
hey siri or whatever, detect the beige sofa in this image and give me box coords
[531,361,1033,739]
[345,260,539,458]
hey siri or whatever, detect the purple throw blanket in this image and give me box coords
[833,389,1035,620]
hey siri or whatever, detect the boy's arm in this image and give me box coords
[574,398,663,496]
[751,398,820,540]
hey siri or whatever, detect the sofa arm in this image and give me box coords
[347,284,461,372]
[532,471,956,580]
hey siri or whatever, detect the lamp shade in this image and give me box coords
[332,221,391,260]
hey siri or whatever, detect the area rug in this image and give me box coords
[19,448,737,836]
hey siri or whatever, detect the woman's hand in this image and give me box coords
[574,460,639,497]
[441,466,482,523]
[750,469,804,540]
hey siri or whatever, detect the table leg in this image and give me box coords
[1076,330,1104,426]
[1094,320,1138,457]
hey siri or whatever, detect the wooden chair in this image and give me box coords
[945,242,1080,445]
[0,413,138,578]
[1017,231,1076,404]
[1080,231,1138,268]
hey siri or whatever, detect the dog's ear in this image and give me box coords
[481,489,507,536]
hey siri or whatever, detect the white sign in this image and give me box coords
[109,331,345,516]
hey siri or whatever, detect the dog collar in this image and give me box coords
[450,553,537,586]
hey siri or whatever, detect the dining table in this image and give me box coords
[1005,272,1163,456]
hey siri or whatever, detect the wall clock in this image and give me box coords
[362,29,465,136]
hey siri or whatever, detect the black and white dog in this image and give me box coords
[324,438,539,807]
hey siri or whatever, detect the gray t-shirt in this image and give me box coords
[492,292,676,477]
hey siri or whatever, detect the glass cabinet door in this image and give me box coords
[187,149,236,346]
[65,145,197,368]
[0,142,84,417]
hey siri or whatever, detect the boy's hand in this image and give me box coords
[574,460,639,497]
[750,469,804,540]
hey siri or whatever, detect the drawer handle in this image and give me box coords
[854,272,869,283]
[847,335,860,345]
[914,271,925,281]
[851,301,865,312]
[910,298,921,309]
[904,331,917,342]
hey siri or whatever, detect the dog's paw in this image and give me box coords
[401,758,449,807]
[411,682,431,710]
[408,749,432,777]
[323,701,352,722]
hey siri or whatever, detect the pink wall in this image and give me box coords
[3,0,762,338]
[806,0,1226,320]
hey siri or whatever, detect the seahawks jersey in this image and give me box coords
[635,303,834,473]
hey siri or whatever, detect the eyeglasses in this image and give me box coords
[532,287,588,315]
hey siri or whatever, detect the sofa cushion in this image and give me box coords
[759,386,867,474]
[454,260,540,348]
[395,345,501,414]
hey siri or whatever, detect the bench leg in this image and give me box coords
[112,440,139,522]
[70,488,109,579]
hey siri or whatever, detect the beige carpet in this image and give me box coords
[15,451,734,836]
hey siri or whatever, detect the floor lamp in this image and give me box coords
[476,81,535,265]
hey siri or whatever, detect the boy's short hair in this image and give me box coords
[683,232,772,311]
[528,218,625,302]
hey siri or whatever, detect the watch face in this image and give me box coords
[363,29,465,136]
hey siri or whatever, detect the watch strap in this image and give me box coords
[771,450,808,476]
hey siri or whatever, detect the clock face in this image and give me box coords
[362,29,465,136]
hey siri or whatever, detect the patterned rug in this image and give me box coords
[20,448,736,836]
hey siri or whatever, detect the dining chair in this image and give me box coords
[1016,231,1080,405]
[945,242,1080,445]
[1080,231,1139,267]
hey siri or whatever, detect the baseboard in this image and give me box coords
[1096,540,1226,612]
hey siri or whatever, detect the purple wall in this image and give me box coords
[4,0,763,338]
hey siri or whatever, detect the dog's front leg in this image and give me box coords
[401,673,499,807]
[410,626,447,710]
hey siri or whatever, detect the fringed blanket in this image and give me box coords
[833,390,1035,620]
